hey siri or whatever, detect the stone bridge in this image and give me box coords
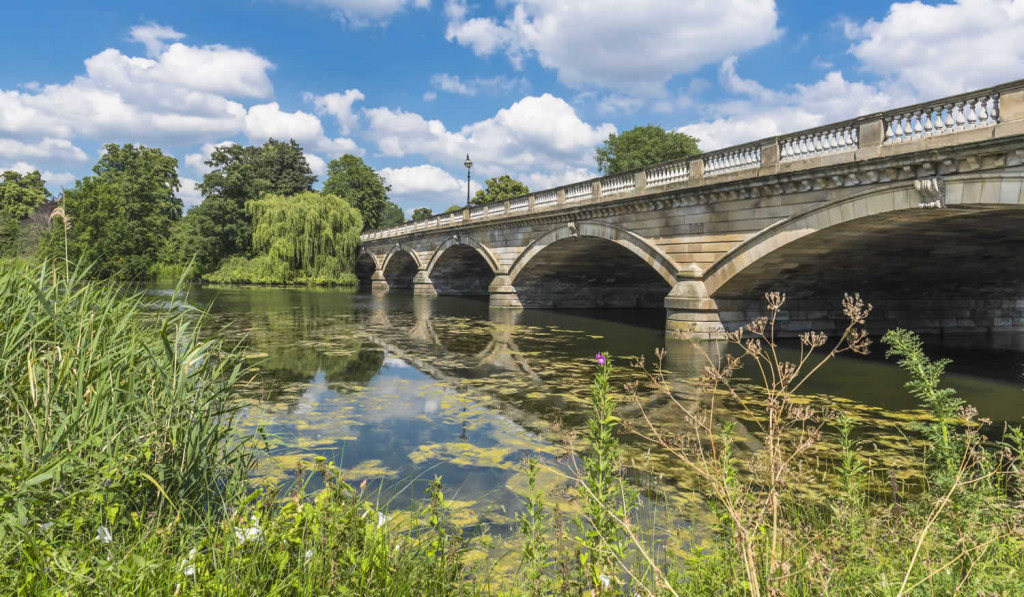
[358,80,1024,338]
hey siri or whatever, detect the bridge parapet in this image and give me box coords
[361,79,1024,243]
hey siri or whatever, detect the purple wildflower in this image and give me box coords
[595,353,606,366]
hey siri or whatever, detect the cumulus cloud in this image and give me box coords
[184,140,237,176]
[845,0,1024,98]
[304,89,364,134]
[445,0,780,95]
[0,138,88,163]
[245,102,359,156]
[290,0,430,27]
[364,93,614,178]
[378,164,481,210]
[2,162,77,191]
[178,176,204,208]
[674,0,1024,151]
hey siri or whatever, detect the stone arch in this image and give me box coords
[704,175,1024,297]
[354,249,380,286]
[508,220,679,287]
[381,245,421,291]
[425,234,500,277]
[381,245,423,272]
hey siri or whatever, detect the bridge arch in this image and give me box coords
[381,246,421,291]
[425,235,500,296]
[703,174,1024,334]
[509,221,679,286]
[508,221,680,309]
[354,249,380,287]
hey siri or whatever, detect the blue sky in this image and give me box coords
[1,0,1021,213]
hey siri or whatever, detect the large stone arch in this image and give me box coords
[354,249,380,287]
[425,234,500,276]
[508,220,680,287]
[505,220,680,309]
[699,173,1024,335]
[381,245,422,291]
[704,175,1024,296]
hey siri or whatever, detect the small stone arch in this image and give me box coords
[508,220,680,287]
[704,175,1024,296]
[425,234,500,277]
[355,247,380,269]
[381,244,423,272]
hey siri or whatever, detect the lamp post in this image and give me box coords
[464,154,473,206]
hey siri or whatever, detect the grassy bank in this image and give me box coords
[2,268,1022,595]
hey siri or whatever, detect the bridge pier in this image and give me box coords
[370,269,389,294]
[488,272,522,309]
[665,266,726,340]
[412,268,437,296]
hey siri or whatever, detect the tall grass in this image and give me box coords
[0,262,471,594]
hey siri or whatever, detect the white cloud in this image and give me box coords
[445,0,780,95]
[305,153,328,177]
[677,65,898,150]
[178,176,204,208]
[845,0,1024,98]
[304,89,364,134]
[364,93,614,177]
[129,24,186,57]
[1,162,77,190]
[0,137,88,162]
[245,102,359,156]
[290,0,430,27]
[423,91,438,101]
[428,73,528,97]
[378,164,481,211]
[184,140,237,176]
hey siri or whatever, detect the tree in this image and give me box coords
[322,155,391,231]
[0,170,50,256]
[60,144,181,278]
[443,205,464,213]
[412,207,432,221]
[380,201,405,228]
[471,175,529,206]
[164,138,316,273]
[595,125,700,175]
[247,191,362,277]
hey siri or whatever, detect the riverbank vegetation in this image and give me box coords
[3,270,1021,594]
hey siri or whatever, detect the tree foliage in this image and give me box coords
[323,155,391,231]
[60,144,181,278]
[247,191,362,279]
[595,125,700,175]
[471,175,529,206]
[164,139,315,273]
[380,201,405,228]
[411,207,432,222]
[443,205,463,214]
[0,170,50,256]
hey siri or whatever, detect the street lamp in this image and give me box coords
[464,154,473,206]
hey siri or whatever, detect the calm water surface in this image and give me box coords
[172,285,1024,528]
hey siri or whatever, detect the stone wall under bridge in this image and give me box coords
[358,81,1024,339]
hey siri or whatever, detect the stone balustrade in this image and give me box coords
[780,123,859,161]
[360,79,1024,242]
[645,161,689,187]
[885,91,999,143]
[704,143,761,176]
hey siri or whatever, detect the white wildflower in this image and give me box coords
[181,548,197,576]
[234,515,262,543]
[377,511,390,528]
[39,522,54,532]
[304,549,314,564]
[96,526,112,544]
[598,574,612,589]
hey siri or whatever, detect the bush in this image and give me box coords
[204,256,358,287]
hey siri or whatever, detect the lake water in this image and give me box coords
[172,285,1024,531]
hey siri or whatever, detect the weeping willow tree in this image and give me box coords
[246,191,362,281]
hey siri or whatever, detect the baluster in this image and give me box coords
[913,111,924,137]
[991,93,999,122]
[893,117,904,141]
[965,99,978,127]
[976,95,989,123]
[954,101,966,129]
[922,109,934,135]
[942,104,953,129]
